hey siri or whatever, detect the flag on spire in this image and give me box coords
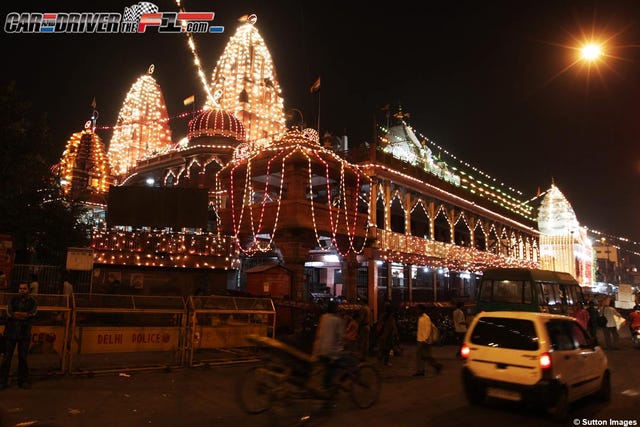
[310,76,321,93]
[91,97,97,109]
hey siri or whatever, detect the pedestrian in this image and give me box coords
[29,274,39,296]
[586,300,600,343]
[377,305,399,366]
[356,297,371,360]
[601,298,622,350]
[575,302,590,331]
[413,304,443,377]
[312,300,345,398]
[0,282,38,390]
[452,301,467,357]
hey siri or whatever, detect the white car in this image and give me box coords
[460,311,610,421]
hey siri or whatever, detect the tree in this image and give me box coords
[0,82,89,264]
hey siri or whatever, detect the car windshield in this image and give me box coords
[470,317,539,350]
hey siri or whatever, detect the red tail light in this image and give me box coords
[460,344,470,359]
[539,352,552,370]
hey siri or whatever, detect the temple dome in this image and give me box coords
[537,184,580,236]
[187,109,246,142]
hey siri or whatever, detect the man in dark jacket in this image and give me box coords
[0,282,38,390]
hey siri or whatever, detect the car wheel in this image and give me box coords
[462,370,485,406]
[596,371,611,402]
[547,387,569,422]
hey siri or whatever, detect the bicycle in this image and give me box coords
[237,335,381,415]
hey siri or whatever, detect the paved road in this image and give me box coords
[1,339,638,427]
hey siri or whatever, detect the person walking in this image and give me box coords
[0,282,38,390]
[356,297,371,360]
[377,305,399,366]
[586,300,600,344]
[452,301,467,358]
[413,304,442,377]
[601,298,622,350]
[630,305,640,329]
[575,302,590,331]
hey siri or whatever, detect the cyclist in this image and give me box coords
[312,300,345,398]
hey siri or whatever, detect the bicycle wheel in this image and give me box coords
[350,363,381,409]
[236,366,277,414]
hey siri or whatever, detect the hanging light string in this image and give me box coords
[387,123,640,257]
[95,108,204,131]
[378,122,535,220]
[174,0,215,106]
[586,228,640,257]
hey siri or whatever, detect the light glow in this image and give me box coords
[108,70,173,176]
[581,43,602,61]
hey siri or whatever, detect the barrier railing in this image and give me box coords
[187,295,276,366]
[0,293,70,375]
[1,293,277,375]
[68,294,187,374]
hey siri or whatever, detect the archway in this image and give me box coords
[390,195,405,234]
[433,208,450,243]
[453,213,471,247]
[410,201,430,239]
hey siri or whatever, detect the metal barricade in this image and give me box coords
[68,293,187,374]
[0,293,70,375]
[187,296,276,366]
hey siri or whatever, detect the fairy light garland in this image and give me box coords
[379,121,535,219]
[206,16,286,146]
[362,163,537,235]
[174,0,215,105]
[224,129,370,256]
[107,69,172,176]
[59,126,111,197]
[92,229,233,268]
[374,229,538,271]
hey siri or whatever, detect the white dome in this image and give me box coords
[537,184,580,236]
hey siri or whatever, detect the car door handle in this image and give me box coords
[564,355,571,360]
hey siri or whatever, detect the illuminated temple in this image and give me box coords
[61,16,594,317]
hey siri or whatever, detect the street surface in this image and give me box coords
[1,338,638,427]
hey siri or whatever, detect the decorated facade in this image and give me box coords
[538,184,594,286]
[58,121,112,203]
[77,15,598,317]
[107,66,173,177]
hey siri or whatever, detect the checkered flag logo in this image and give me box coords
[123,2,159,23]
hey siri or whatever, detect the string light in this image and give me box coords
[107,68,173,176]
[206,17,286,146]
[222,128,370,256]
[92,229,232,268]
[174,0,215,106]
[380,121,535,220]
[59,125,111,198]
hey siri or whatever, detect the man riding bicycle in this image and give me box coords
[311,300,345,399]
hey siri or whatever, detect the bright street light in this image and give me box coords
[580,43,603,61]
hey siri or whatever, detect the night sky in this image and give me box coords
[2,1,640,253]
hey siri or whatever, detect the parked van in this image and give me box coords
[475,268,585,316]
